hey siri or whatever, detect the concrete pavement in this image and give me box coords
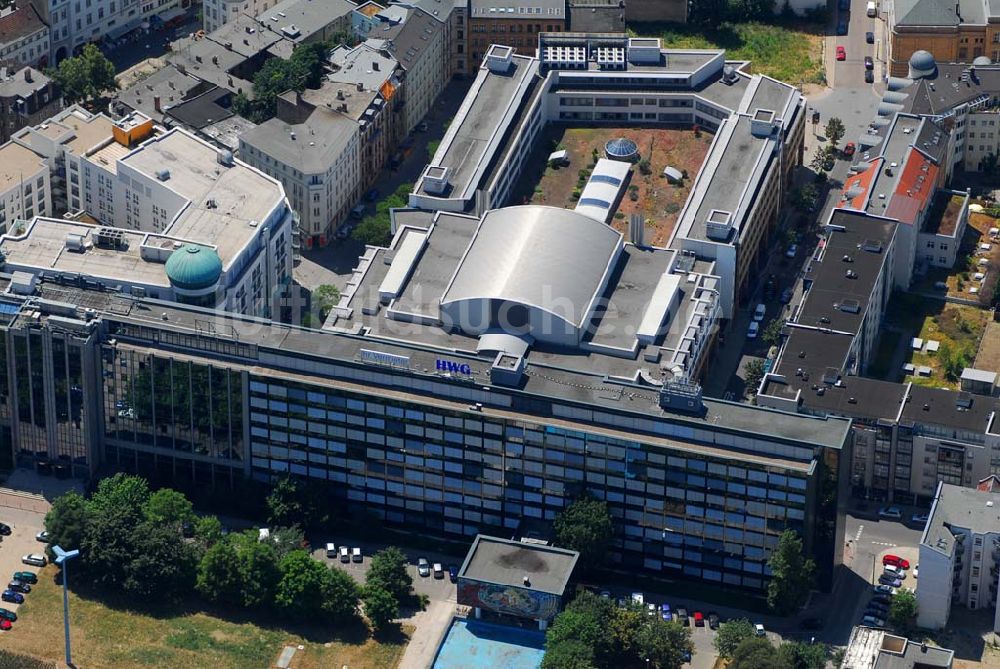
[397,599,457,669]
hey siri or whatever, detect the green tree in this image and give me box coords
[194,515,225,548]
[779,641,828,669]
[311,284,341,323]
[366,546,413,603]
[363,583,399,635]
[196,538,243,606]
[89,473,150,524]
[143,488,195,529]
[275,550,359,621]
[269,524,307,559]
[50,43,118,104]
[121,521,197,599]
[634,618,693,669]
[553,497,614,572]
[44,491,90,557]
[231,532,282,607]
[767,530,816,614]
[266,476,325,529]
[743,358,766,395]
[715,618,757,659]
[825,117,846,146]
[889,588,918,632]
[540,639,598,669]
[609,603,647,660]
[762,318,784,347]
[938,342,971,381]
[731,637,793,669]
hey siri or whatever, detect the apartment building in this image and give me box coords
[918,478,1000,634]
[0,139,50,234]
[239,97,360,248]
[0,4,49,68]
[254,0,355,46]
[203,0,278,33]
[0,67,61,144]
[376,6,448,133]
[887,0,1000,78]
[468,0,566,70]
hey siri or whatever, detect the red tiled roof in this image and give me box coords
[0,4,46,44]
[840,159,880,210]
[978,475,1000,492]
[885,147,938,226]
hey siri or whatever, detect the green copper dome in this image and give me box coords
[165,245,222,291]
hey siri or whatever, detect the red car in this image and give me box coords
[883,555,910,570]
[694,611,705,626]
[843,142,856,157]
[836,46,846,61]
[0,619,10,631]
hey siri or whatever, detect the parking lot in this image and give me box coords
[0,505,49,626]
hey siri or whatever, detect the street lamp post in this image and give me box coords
[52,545,80,669]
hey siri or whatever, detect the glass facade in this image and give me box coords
[243,375,813,590]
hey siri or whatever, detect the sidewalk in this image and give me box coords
[397,599,456,669]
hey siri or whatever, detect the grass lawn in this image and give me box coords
[886,294,988,390]
[630,22,825,86]
[7,567,409,669]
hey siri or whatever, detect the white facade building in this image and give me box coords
[0,140,50,235]
[202,0,278,33]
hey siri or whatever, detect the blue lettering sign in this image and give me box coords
[436,359,473,375]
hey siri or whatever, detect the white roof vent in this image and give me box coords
[750,109,777,137]
[705,208,734,241]
[422,165,450,195]
[485,44,513,73]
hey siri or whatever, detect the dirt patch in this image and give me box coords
[509,125,711,247]
[974,320,1000,376]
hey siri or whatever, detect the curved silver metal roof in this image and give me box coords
[441,205,623,329]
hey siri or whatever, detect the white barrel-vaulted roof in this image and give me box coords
[440,205,623,345]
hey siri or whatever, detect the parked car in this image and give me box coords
[866,31,875,43]
[865,70,875,84]
[786,244,798,258]
[911,513,929,525]
[325,542,337,559]
[747,321,760,339]
[878,575,902,587]
[417,121,430,133]
[708,612,720,629]
[878,507,902,520]
[365,189,380,202]
[843,142,856,157]
[0,608,17,622]
[11,572,36,585]
[870,594,891,606]
[6,582,29,594]
[913,564,919,578]
[0,523,10,536]
[780,287,794,304]
[864,56,874,70]
[632,592,645,606]
[677,608,689,626]
[433,563,444,579]
[0,618,10,630]
[351,547,362,563]
[35,531,50,543]
[21,555,45,568]
[754,623,766,637]
[753,303,766,321]
[866,603,889,616]
[883,555,910,569]
[883,564,906,578]
[661,603,672,621]
[339,546,350,563]
[873,584,897,595]
[694,611,705,627]
[449,565,459,582]
[837,17,848,35]
[1,591,23,604]
[417,558,430,577]
[862,615,885,627]
[836,46,847,61]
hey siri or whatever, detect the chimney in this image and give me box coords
[154,95,161,112]
[522,576,531,587]
[372,60,379,71]
[24,69,32,83]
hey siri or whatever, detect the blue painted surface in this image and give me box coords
[431,618,546,669]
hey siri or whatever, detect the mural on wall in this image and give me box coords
[458,580,561,620]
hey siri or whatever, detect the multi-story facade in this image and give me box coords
[377,7,448,133]
[887,0,1000,78]
[239,98,361,248]
[203,0,278,33]
[0,139,50,234]
[0,4,50,68]
[467,0,566,70]
[918,478,1000,634]
[0,67,60,144]
[254,0,354,46]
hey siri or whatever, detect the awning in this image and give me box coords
[158,6,186,22]
[106,21,141,41]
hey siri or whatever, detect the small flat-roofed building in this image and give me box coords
[256,0,355,46]
[842,626,953,669]
[457,535,578,629]
[961,367,997,395]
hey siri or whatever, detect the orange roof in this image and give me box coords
[886,148,938,225]
[840,159,880,210]
[358,1,384,17]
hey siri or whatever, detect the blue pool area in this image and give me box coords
[431,618,546,669]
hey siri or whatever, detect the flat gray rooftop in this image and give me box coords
[589,244,674,351]
[417,55,538,200]
[923,481,1000,559]
[459,535,577,595]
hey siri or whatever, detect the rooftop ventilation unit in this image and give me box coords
[422,165,450,195]
[705,209,734,241]
[861,239,883,253]
[838,299,861,313]
[281,24,300,38]
[155,168,170,181]
[750,109,777,137]
[956,391,973,408]
[723,65,740,85]
[627,37,660,64]
[486,44,514,73]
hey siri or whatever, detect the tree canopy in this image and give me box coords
[767,530,816,614]
[50,44,118,104]
[824,117,846,146]
[366,547,413,603]
[233,42,330,123]
[351,183,414,247]
[715,618,757,659]
[265,476,326,530]
[362,584,399,635]
[553,497,614,573]
[889,588,918,632]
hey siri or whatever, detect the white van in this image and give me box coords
[325,542,336,558]
[866,1,877,16]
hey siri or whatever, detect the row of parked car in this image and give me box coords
[866,555,913,626]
